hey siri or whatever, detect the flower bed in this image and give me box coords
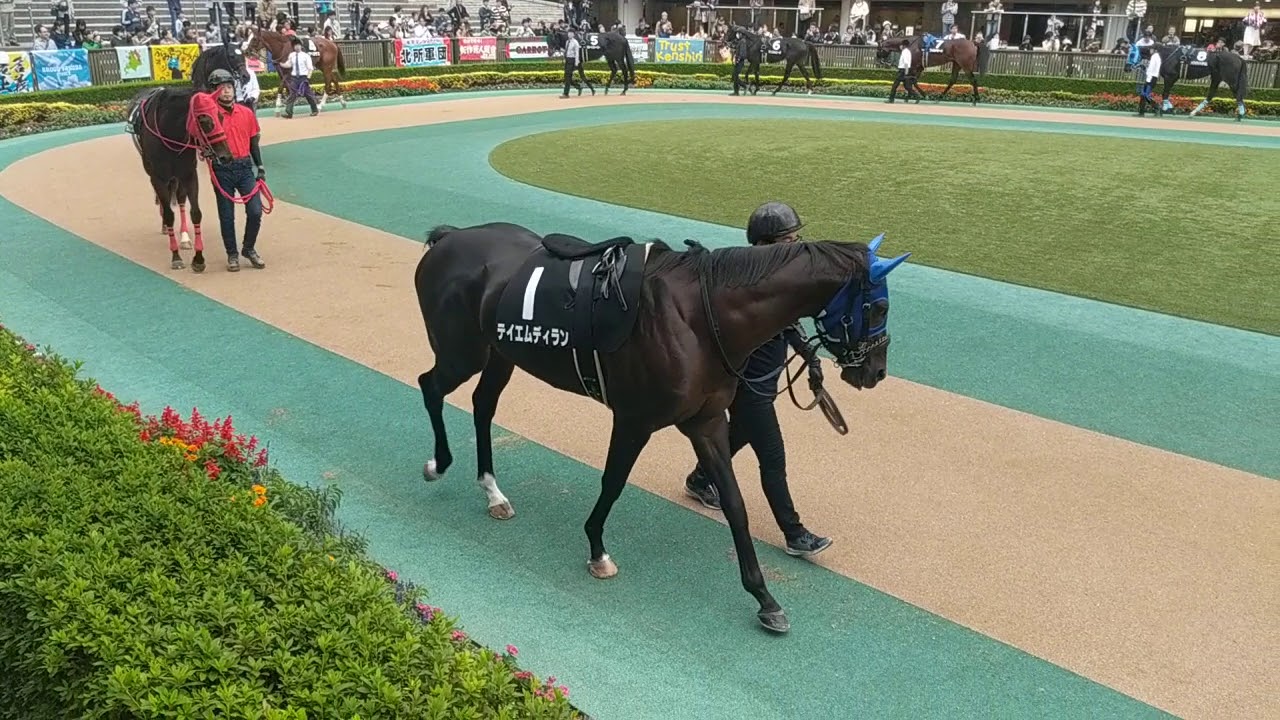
[0,321,584,719]
[1,70,1273,139]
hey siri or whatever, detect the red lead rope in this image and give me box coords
[139,95,276,215]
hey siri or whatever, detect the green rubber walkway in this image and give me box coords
[2,91,1271,719]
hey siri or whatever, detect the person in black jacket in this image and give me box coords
[684,201,833,559]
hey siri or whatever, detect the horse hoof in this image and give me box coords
[423,459,443,481]
[757,610,791,634]
[488,502,515,520]
[191,260,205,274]
[171,259,185,270]
[588,554,618,579]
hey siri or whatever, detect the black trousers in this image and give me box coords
[561,58,592,95]
[732,56,752,93]
[694,388,805,540]
[889,68,921,100]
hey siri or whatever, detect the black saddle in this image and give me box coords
[541,233,634,260]
[496,235,649,405]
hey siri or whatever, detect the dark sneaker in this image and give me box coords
[684,470,720,510]
[242,250,266,269]
[226,254,240,272]
[785,531,833,558]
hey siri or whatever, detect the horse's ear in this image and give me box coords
[867,232,885,254]
[870,252,910,283]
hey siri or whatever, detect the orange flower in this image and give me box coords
[251,484,267,496]
[253,495,266,508]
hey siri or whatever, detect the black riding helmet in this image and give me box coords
[746,201,804,245]
[207,68,236,88]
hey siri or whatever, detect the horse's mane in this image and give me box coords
[648,240,866,289]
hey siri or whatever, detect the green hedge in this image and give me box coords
[4,60,1276,105]
[0,321,582,719]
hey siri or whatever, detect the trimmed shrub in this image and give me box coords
[0,321,582,719]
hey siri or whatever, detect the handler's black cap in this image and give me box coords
[746,202,804,245]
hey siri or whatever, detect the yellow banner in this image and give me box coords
[150,43,201,82]
[0,51,34,95]
[654,38,705,64]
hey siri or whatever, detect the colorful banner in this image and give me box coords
[115,45,152,81]
[629,37,650,63]
[654,37,704,64]
[506,38,549,60]
[150,43,201,81]
[395,37,450,67]
[0,51,34,95]
[31,49,92,90]
[458,36,497,62]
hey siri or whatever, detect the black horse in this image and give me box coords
[1139,44,1249,121]
[412,223,909,633]
[726,25,823,96]
[126,86,233,272]
[190,41,250,94]
[590,30,636,94]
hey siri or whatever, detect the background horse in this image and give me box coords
[245,28,346,115]
[412,222,909,633]
[125,86,233,272]
[728,27,823,95]
[726,25,764,95]
[190,41,249,93]
[878,35,987,105]
[594,30,636,94]
[1142,44,1249,121]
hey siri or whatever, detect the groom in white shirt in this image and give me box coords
[279,35,320,118]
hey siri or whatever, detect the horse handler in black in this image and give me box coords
[684,201,834,559]
[207,68,267,272]
[559,27,595,98]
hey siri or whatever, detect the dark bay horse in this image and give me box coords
[726,25,823,96]
[1142,44,1249,121]
[878,34,987,105]
[190,41,249,93]
[126,87,233,272]
[413,223,910,633]
[245,28,347,115]
[595,30,637,95]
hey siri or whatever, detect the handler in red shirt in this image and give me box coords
[206,68,267,272]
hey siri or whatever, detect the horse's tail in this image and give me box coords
[808,42,823,80]
[425,224,458,250]
[622,37,636,81]
[1235,56,1249,103]
[336,44,347,78]
[976,40,991,78]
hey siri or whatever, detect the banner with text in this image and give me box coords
[395,37,451,67]
[150,43,201,81]
[654,37,704,64]
[506,38,549,60]
[583,34,650,63]
[0,51,34,95]
[32,49,92,90]
[115,45,153,81]
[457,36,497,62]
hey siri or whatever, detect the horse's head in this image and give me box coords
[813,234,910,390]
[223,41,249,83]
[875,35,905,65]
[186,91,233,163]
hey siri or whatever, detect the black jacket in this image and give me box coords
[740,324,821,398]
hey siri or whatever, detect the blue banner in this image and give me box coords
[654,38,705,64]
[32,49,92,90]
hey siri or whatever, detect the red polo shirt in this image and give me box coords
[215,101,260,161]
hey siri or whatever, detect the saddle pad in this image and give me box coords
[495,243,650,355]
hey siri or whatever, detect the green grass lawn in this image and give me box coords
[489,119,1280,335]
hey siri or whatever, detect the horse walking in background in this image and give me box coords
[595,30,636,95]
[125,86,234,272]
[726,26,823,96]
[1142,44,1250,121]
[878,34,988,105]
[245,28,347,115]
[412,223,909,633]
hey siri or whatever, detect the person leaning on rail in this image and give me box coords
[683,202,834,560]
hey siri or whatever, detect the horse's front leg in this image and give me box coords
[751,60,762,95]
[678,411,787,633]
[937,64,960,101]
[471,356,517,519]
[773,60,795,95]
[584,419,654,580]
[605,64,615,95]
[1191,79,1220,117]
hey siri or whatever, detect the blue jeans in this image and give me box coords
[211,157,262,256]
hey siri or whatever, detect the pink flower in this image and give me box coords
[558,685,570,697]
[451,629,467,642]
[385,570,398,582]
[514,671,533,681]
[505,644,518,657]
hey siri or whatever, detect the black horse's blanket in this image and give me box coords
[495,234,650,404]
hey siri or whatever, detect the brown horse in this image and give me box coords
[245,29,347,115]
[878,35,988,105]
[412,223,910,633]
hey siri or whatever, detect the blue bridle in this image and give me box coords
[813,233,910,368]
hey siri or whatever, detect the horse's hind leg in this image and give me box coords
[418,336,487,482]
[584,419,654,580]
[1191,79,1219,117]
[773,60,795,95]
[154,178,182,270]
[797,64,812,94]
[471,355,517,520]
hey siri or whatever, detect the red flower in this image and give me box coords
[204,458,221,480]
